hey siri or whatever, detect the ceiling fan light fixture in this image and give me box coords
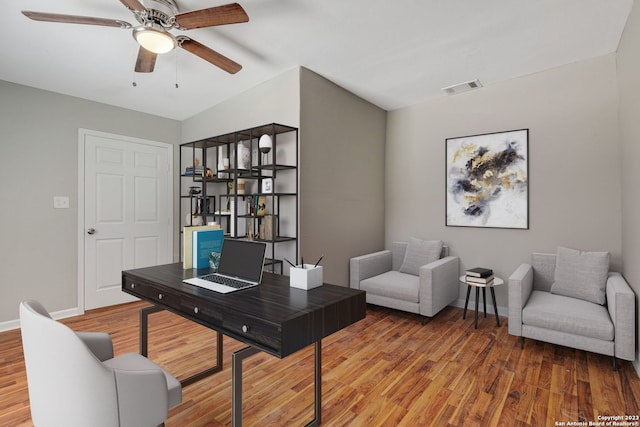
[133,23,176,54]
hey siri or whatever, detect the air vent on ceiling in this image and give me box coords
[441,79,483,95]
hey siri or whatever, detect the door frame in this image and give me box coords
[77,128,174,313]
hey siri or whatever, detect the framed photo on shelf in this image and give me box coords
[445,129,529,229]
[262,178,273,193]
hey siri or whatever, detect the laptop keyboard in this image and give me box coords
[199,273,251,289]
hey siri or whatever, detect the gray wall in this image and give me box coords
[0,80,180,323]
[386,53,622,311]
[299,68,386,286]
[618,0,640,371]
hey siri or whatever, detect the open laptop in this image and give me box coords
[183,239,267,294]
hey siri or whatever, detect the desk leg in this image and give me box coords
[490,287,500,327]
[309,340,321,427]
[140,305,223,387]
[232,341,322,427]
[232,346,261,427]
[140,305,164,356]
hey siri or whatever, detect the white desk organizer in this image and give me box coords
[290,265,323,290]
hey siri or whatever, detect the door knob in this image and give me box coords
[87,228,96,235]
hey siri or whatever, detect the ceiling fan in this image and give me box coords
[22,0,249,74]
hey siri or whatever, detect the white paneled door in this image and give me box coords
[80,129,172,310]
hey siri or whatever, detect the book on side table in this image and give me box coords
[465,267,494,285]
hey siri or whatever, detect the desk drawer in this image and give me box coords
[181,297,281,351]
[181,296,223,328]
[123,278,180,308]
[222,312,281,351]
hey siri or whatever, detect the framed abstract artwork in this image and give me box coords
[446,129,529,229]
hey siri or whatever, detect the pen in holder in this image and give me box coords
[290,264,323,290]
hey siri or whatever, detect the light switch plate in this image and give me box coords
[53,196,70,209]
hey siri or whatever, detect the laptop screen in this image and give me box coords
[217,239,267,283]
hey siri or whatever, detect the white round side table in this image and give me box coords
[459,275,504,329]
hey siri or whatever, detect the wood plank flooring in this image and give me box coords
[1,301,639,426]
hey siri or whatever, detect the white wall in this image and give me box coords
[386,54,621,311]
[617,0,640,370]
[0,81,180,323]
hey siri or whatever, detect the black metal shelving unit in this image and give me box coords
[179,123,298,273]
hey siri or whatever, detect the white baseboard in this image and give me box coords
[0,307,82,333]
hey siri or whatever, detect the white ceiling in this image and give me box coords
[0,0,633,121]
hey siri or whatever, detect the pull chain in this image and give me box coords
[175,48,179,89]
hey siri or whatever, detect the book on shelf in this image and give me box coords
[465,275,495,285]
[182,224,221,269]
[256,195,267,217]
[192,228,224,270]
[465,267,493,278]
[184,166,204,175]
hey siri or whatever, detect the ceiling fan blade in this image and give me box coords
[175,3,249,29]
[22,11,131,28]
[135,47,157,73]
[179,37,242,74]
[119,0,146,12]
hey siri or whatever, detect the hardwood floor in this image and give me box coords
[1,301,639,426]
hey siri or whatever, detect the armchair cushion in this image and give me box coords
[551,246,609,305]
[523,290,614,341]
[103,352,182,419]
[399,238,443,275]
[360,271,419,303]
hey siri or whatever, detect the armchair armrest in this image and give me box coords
[606,272,636,361]
[103,352,181,427]
[508,263,534,337]
[110,367,169,427]
[350,250,392,289]
[76,331,114,361]
[418,256,459,317]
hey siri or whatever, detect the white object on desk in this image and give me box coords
[290,265,323,290]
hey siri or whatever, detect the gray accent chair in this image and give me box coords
[350,241,459,321]
[508,253,635,369]
[20,300,182,427]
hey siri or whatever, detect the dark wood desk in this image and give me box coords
[122,263,366,426]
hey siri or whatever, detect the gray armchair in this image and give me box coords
[508,250,635,369]
[20,300,182,427]
[350,239,459,321]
